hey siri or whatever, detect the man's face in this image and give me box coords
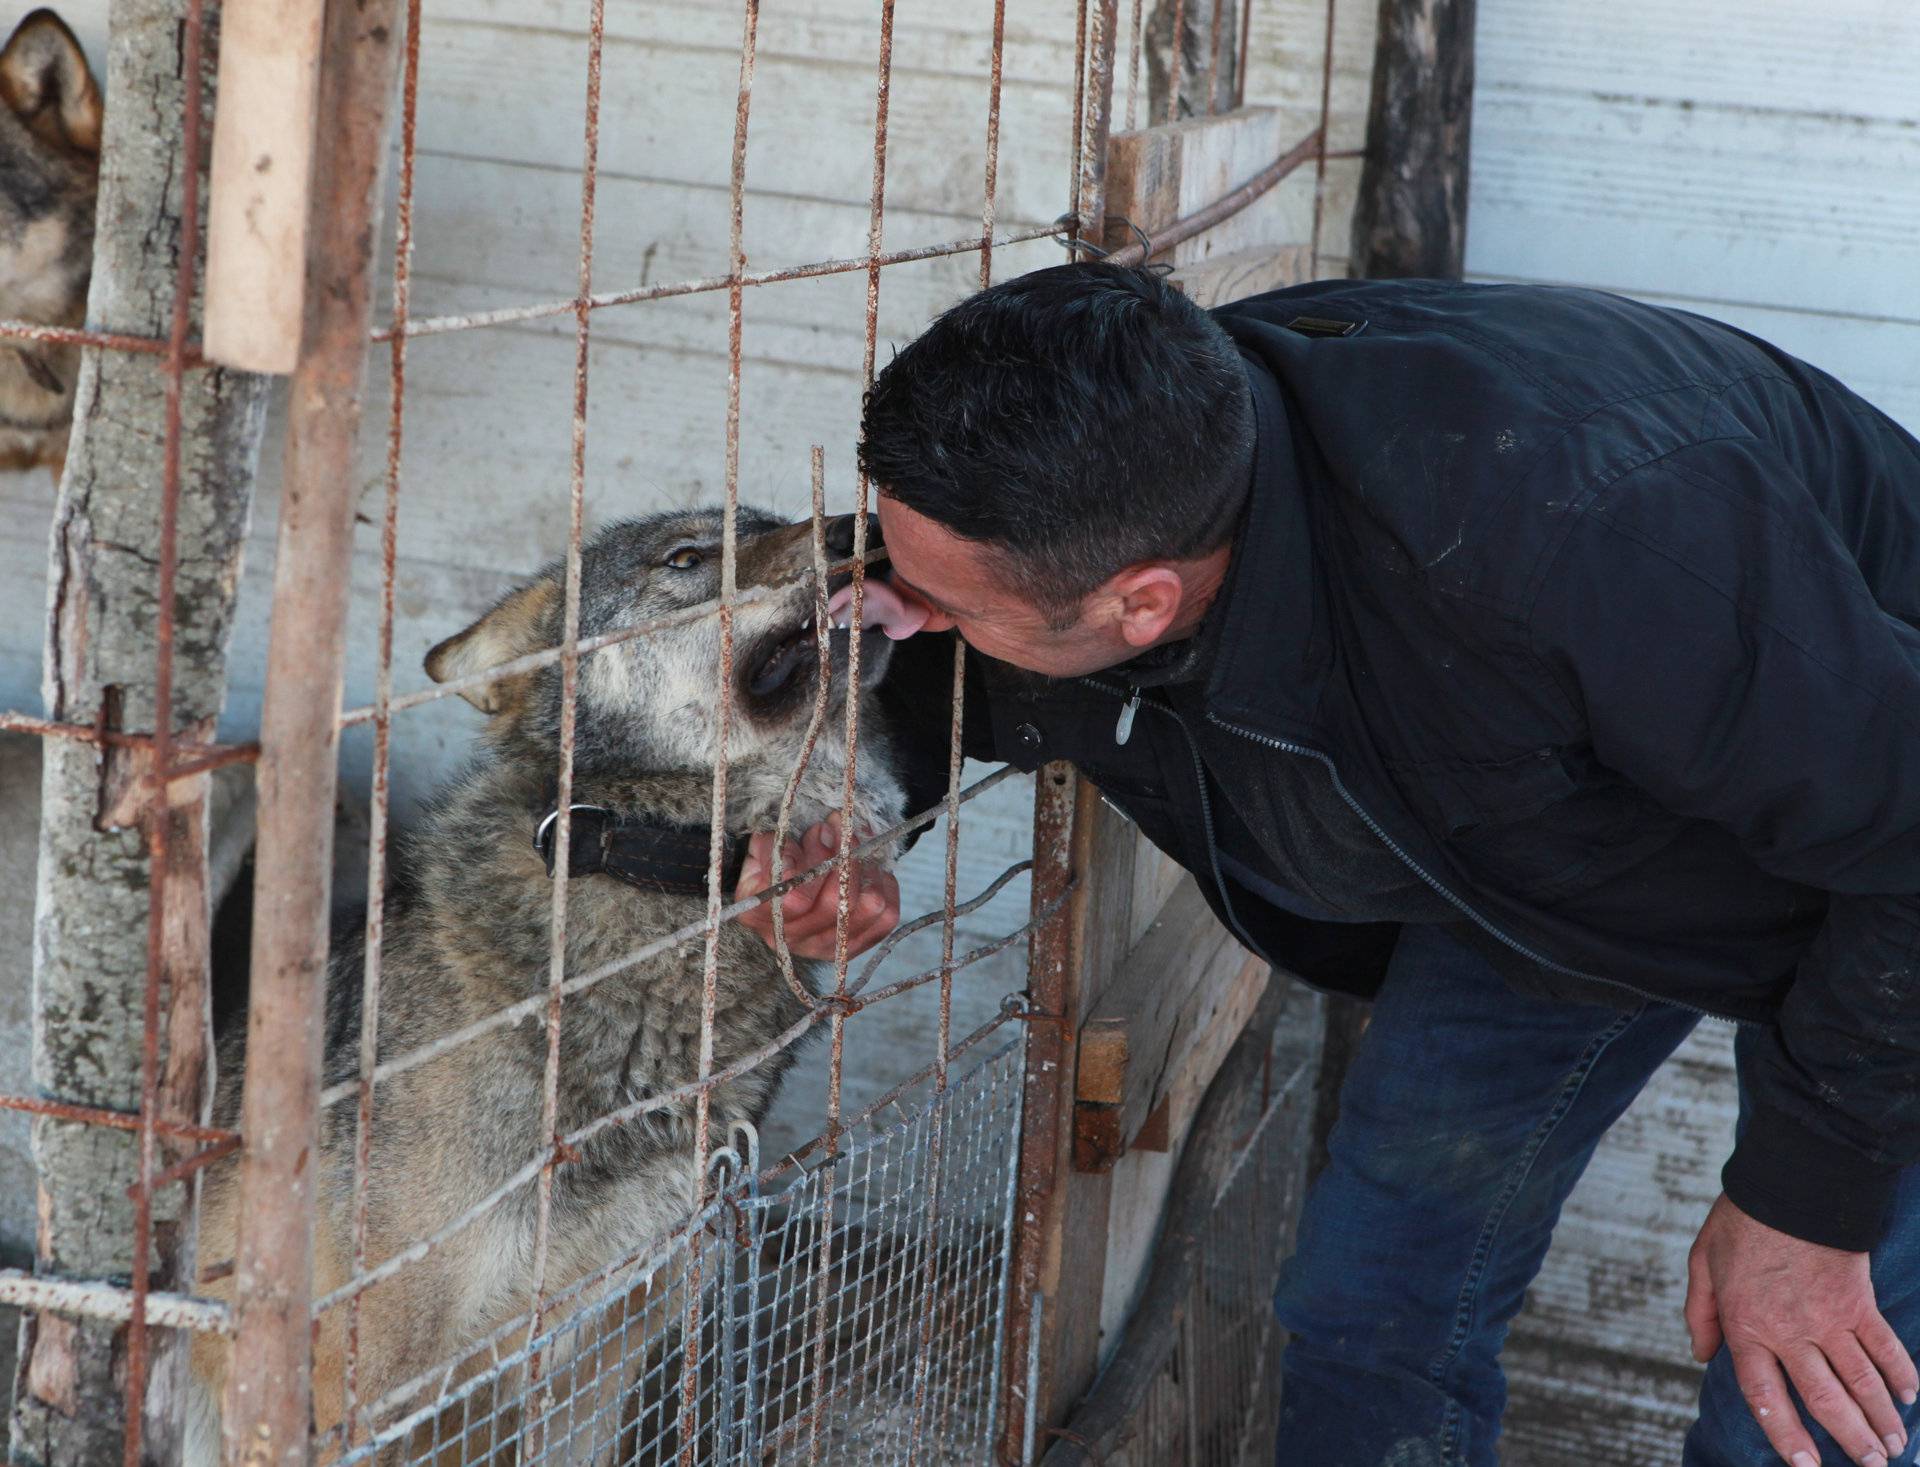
[875,498,1126,677]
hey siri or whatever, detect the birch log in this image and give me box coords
[10,0,268,1457]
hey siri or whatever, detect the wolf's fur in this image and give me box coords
[0,9,98,480]
[188,508,904,1464]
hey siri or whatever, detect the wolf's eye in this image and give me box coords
[664,547,703,571]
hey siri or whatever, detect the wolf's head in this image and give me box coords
[0,9,100,474]
[425,507,897,775]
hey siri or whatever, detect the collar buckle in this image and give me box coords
[533,803,614,877]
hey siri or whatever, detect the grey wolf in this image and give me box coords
[863,264,1920,1461]
[189,507,904,1463]
[0,8,98,481]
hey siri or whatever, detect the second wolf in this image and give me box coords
[189,507,905,1463]
[0,8,98,480]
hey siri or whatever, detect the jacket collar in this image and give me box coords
[1195,336,1333,739]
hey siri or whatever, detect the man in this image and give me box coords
[737,262,1920,1467]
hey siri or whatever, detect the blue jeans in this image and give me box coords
[1275,923,1920,1466]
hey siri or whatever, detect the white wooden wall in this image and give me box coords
[1475,3,1920,1460]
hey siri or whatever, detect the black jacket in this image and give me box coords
[881,278,1920,1253]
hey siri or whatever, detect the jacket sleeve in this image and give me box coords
[1530,435,1920,1251]
[874,631,1001,849]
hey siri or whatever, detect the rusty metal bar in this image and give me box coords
[1124,0,1144,131]
[1207,0,1226,112]
[1105,128,1323,267]
[0,1093,234,1144]
[222,0,404,1455]
[1167,0,1187,122]
[767,453,838,1009]
[904,631,975,1463]
[0,1272,232,1334]
[1003,6,1116,1453]
[680,0,760,1456]
[1236,0,1254,107]
[122,0,214,1445]
[805,2,897,1453]
[980,0,1007,287]
[341,0,424,1441]
[519,0,608,1444]
[1311,0,1339,276]
[373,223,1063,344]
[0,316,186,357]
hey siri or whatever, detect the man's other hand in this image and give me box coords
[734,813,900,961]
[1687,1192,1918,1466]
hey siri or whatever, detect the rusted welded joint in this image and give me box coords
[1001,989,1072,1034]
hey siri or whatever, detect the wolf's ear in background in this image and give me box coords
[0,11,103,159]
[425,579,561,715]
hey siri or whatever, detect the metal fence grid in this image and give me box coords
[0,0,1340,1460]
[333,1042,1023,1467]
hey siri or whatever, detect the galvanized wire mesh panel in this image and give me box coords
[336,1041,1022,1467]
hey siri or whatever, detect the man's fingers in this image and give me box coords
[736,832,779,898]
[1780,1341,1890,1466]
[1828,1334,1909,1462]
[1686,1241,1723,1363]
[1732,1346,1825,1467]
[1858,1312,1920,1408]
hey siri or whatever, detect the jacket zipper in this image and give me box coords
[1081,675,1731,1023]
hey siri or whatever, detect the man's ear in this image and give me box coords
[0,11,103,159]
[1109,565,1186,648]
[424,579,560,715]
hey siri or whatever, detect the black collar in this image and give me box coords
[531,788,748,899]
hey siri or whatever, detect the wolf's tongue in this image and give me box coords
[825,578,929,641]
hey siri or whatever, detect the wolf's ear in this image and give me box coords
[424,579,560,716]
[0,11,103,159]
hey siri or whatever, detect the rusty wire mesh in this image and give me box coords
[327,1042,1023,1467]
[0,0,1344,1459]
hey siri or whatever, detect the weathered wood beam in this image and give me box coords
[221,0,405,1454]
[12,0,270,1457]
[1350,0,1478,279]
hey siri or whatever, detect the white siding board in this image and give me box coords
[1470,94,1920,326]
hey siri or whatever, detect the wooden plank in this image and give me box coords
[1102,105,1311,266]
[1076,877,1233,1107]
[1129,953,1267,1151]
[203,0,326,371]
[1168,241,1311,308]
[1072,877,1257,1174]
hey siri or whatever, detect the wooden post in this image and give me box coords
[202,0,327,372]
[221,0,403,1456]
[1143,0,1240,125]
[10,0,271,1459]
[1350,0,1478,279]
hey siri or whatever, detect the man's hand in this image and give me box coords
[734,813,900,962]
[1687,1192,1918,1466]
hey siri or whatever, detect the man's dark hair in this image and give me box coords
[858,262,1253,623]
